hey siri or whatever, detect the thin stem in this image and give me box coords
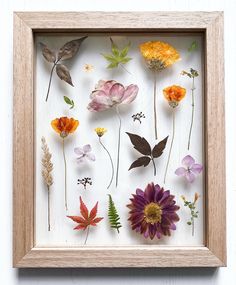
[47,185,51,231]
[151,157,157,176]
[120,64,132,75]
[62,138,68,211]
[192,218,194,236]
[115,107,122,187]
[153,71,158,140]
[45,63,56,102]
[188,77,195,150]
[84,226,90,245]
[164,108,176,184]
[99,137,114,189]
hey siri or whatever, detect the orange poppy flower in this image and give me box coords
[163,85,186,108]
[51,117,79,138]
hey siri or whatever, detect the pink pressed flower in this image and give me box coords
[175,155,203,183]
[87,80,139,112]
[74,144,95,163]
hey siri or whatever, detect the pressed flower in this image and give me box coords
[181,68,199,150]
[41,137,53,231]
[88,80,138,187]
[95,128,114,189]
[140,41,180,140]
[181,193,200,236]
[84,64,94,72]
[51,116,79,211]
[78,177,92,190]
[95,127,107,137]
[127,182,180,240]
[175,155,203,183]
[163,85,186,184]
[67,196,103,245]
[74,144,95,163]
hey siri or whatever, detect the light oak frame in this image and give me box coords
[13,11,226,268]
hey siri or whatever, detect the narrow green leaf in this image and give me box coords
[107,62,119,69]
[110,38,119,57]
[64,96,74,109]
[188,41,198,52]
[120,42,130,58]
[108,194,122,233]
[121,57,132,64]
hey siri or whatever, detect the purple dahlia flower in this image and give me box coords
[127,183,180,240]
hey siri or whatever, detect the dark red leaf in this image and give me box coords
[129,156,151,170]
[79,196,89,219]
[152,136,168,158]
[126,132,151,155]
[89,202,98,220]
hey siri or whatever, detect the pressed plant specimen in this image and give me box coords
[140,41,180,140]
[88,80,138,187]
[41,137,53,231]
[51,116,79,210]
[163,85,186,184]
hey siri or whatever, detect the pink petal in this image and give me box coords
[87,94,113,112]
[109,83,125,103]
[83,144,92,153]
[185,171,195,183]
[74,147,84,155]
[121,84,139,104]
[86,153,96,161]
[182,155,195,168]
[102,80,117,94]
[175,167,187,176]
[191,163,203,174]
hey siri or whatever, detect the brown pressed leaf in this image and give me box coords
[126,132,151,155]
[129,156,151,170]
[40,42,56,63]
[56,64,73,86]
[152,136,168,158]
[57,36,88,61]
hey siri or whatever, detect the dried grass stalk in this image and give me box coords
[41,136,53,231]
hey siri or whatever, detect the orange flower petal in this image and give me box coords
[163,85,186,103]
[51,117,79,135]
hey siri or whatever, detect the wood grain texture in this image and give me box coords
[13,13,35,266]
[13,11,226,268]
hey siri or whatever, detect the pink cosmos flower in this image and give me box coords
[87,80,139,112]
[74,144,95,164]
[175,155,203,183]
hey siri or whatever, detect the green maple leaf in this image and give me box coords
[102,38,132,71]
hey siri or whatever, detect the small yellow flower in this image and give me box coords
[140,41,180,71]
[84,64,94,72]
[95,127,107,137]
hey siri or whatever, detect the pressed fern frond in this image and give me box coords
[108,194,122,233]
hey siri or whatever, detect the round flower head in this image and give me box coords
[95,127,107,137]
[140,41,180,71]
[51,117,79,138]
[163,85,186,108]
[127,183,180,240]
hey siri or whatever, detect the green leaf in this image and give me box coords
[121,57,132,64]
[188,41,198,52]
[102,54,117,62]
[110,38,119,57]
[64,96,74,109]
[120,42,130,58]
[108,194,122,233]
[107,62,119,69]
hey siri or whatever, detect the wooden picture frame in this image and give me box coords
[13,11,226,268]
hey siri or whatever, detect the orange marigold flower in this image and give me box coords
[51,117,79,138]
[163,85,186,108]
[140,41,180,71]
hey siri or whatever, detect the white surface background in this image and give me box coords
[0,0,235,284]
[35,34,204,247]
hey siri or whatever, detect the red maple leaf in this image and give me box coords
[67,196,103,231]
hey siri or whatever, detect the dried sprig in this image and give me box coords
[181,193,200,236]
[41,137,53,231]
[40,36,87,102]
[108,194,122,233]
[132,112,146,124]
[126,132,168,176]
[78,177,92,190]
[181,68,199,150]
[102,38,132,73]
